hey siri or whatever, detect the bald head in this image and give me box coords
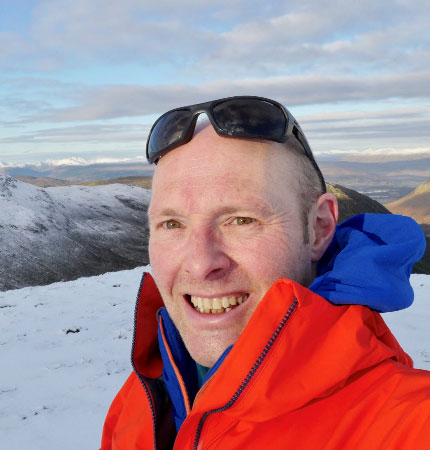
[152,121,304,203]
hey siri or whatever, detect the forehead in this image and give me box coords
[149,125,299,214]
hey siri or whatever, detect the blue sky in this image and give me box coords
[1,0,429,165]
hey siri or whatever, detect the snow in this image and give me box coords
[0,175,151,290]
[0,269,428,450]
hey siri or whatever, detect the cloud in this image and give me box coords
[18,71,428,124]
[0,123,148,144]
[201,2,430,77]
[2,101,429,159]
[299,105,430,151]
[1,0,429,78]
[2,0,429,162]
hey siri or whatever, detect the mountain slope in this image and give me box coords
[0,175,150,291]
[386,179,430,225]
[326,183,391,223]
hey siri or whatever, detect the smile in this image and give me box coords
[188,294,249,314]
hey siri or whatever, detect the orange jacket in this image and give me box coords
[100,274,430,449]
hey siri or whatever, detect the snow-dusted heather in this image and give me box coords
[0,270,428,450]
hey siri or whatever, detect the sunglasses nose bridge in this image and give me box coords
[182,110,206,142]
[187,108,218,134]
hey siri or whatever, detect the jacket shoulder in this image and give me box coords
[100,372,153,450]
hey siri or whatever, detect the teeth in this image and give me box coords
[222,297,230,308]
[212,298,222,309]
[190,294,249,314]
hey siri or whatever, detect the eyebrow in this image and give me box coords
[150,204,275,218]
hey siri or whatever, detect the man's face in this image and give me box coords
[148,124,313,367]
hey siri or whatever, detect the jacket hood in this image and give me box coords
[311,214,426,312]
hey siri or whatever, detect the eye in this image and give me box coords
[163,219,182,229]
[232,217,255,225]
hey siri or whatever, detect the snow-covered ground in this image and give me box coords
[0,269,429,450]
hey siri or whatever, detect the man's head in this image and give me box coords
[147,98,338,367]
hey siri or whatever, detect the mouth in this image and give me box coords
[185,293,250,314]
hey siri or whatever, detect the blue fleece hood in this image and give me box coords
[310,213,426,312]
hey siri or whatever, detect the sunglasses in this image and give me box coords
[146,96,326,192]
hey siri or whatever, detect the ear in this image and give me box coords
[309,193,338,262]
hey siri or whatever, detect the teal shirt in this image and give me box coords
[196,363,210,388]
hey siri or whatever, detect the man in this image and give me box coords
[101,97,429,449]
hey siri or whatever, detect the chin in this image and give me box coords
[187,338,235,368]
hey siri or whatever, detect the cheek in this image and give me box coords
[148,239,177,293]
[230,229,305,280]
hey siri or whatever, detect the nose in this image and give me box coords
[182,227,232,281]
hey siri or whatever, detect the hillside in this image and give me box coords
[326,183,391,222]
[16,175,153,190]
[83,175,153,189]
[15,176,73,187]
[387,179,430,225]
[0,175,150,291]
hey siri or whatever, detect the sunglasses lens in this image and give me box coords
[148,109,192,160]
[212,98,286,139]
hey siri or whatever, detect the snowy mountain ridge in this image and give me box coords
[0,175,151,290]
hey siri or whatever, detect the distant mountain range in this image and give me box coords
[2,153,430,204]
[0,160,154,182]
[318,153,430,203]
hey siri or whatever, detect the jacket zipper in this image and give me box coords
[192,297,298,450]
[131,273,158,450]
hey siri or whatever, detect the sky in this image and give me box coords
[0,0,429,165]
